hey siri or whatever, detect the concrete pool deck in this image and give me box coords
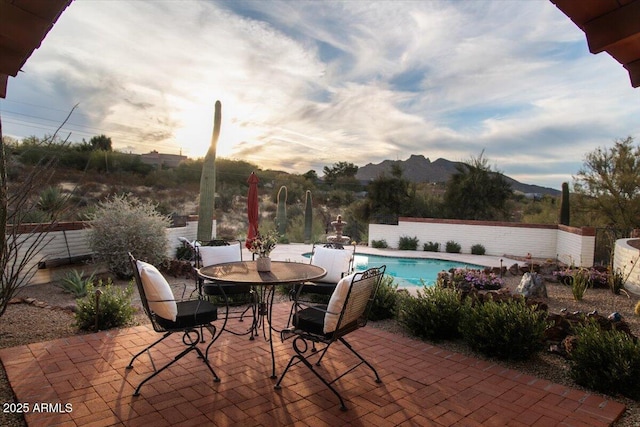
[257,243,524,271]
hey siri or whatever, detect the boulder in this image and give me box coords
[516,272,548,298]
[508,263,520,275]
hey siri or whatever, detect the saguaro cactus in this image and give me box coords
[197,100,221,241]
[276,185,288,237]
[560,181,570,226]
[303,190,312,243]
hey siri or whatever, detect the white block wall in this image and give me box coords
[556,227,595,266]
[369,218,595,266]
[13,219,213,286]
[165,220,200,258]
[613,239,640,295]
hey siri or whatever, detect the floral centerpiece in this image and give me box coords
[248,230,278,258]
[248,230,278,272]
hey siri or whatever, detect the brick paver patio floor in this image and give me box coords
[0,302,626,427]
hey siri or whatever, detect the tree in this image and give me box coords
[322,161,358,185]
[89,134,112,151]
[303,170,318,182]
[573,136,640,230]
[1,107,77,318]
[365,164,412,223]
[443,152,512,221]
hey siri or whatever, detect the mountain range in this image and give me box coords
[355,155,560,196]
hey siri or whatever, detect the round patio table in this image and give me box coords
[198,260,326,378]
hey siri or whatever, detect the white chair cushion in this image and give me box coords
[323,273,356,334]
[137,260,178,322]
[199,243,241,267]
[311,247,352,284]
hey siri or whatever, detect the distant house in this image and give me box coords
[139,150,187,168]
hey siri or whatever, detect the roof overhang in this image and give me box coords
[0,0,72,98]
[550,0,640,88]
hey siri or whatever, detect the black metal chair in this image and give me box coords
[196,240,258,338]
[287,242,356,328]
[126,253,221,396]
[290,242,356,299]
[275,265,386,410]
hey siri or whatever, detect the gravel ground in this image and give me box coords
[1,274,639,426]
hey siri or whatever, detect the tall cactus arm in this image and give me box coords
[197,100,222,241]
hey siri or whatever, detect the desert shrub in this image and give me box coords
[571,268,590,301]
[459,297,547,360]
[608,268,625,295]
[399,286,462,341]
[75,279,135,331]
[371,239,388,249]
[398,236,419,250]
[445,240,461,253]
[554,266,608,289]
[55,270,95,297]
[470,244,486,255]
[20,209,51,223]
[369,275,400,321]
[87,194,170,278]
[423,241,439,252]
[175,244,193,261]
[569,320,640,399]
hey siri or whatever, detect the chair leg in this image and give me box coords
[339,337,381,383]
[131,330,220,396]
[126,332,171,369]
[204,324,222,361]
[274,354,347,411]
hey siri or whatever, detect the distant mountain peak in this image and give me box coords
[356,154,559,196]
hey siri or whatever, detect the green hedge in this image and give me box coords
[459,297,547,360]
[570,320,640,399]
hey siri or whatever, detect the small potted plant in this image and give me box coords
[248,230,278,271]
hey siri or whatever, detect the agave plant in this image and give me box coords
[56,270,95,297]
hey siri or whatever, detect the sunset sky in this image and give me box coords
[2,0,639,190]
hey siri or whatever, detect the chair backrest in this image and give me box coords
[129,252,178,331]
[324,265,386,336]
[310,243,355,284]
[197,239,243,268]
[129,253,152,319]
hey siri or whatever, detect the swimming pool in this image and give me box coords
[353,254,484,287]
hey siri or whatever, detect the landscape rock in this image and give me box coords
[508,263,519,275]
[544,310,636,358]
[516,272,548,298]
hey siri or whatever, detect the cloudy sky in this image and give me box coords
[2,0,639,190]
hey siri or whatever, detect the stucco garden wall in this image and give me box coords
[13,217,211,286]
[369,217,596,267]
[613,238,640,295]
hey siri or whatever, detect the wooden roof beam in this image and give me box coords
[625,59,640,88]
[584,0,640,54]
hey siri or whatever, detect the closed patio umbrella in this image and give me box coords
[246,172,260,249]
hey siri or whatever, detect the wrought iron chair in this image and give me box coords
[196,239,258,338]
[287,242,356,326]
[291,242,356,298]
[126,253,220,396]
[275,265,386,410]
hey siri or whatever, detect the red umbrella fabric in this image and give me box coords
[245,172,260,249]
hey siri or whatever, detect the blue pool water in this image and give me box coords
[353,254,484,287]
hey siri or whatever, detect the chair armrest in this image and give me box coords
[292,282,311,301]
[291,299,330,320]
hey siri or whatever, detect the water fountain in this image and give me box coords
[326,215,351,245]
